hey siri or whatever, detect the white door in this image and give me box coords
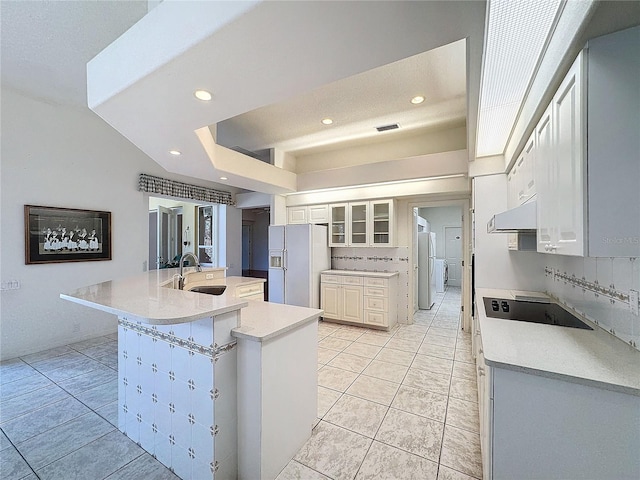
[445,226,462,287]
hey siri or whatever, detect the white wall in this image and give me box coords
[295,123,467,173]
[0,89,239,360]
[472,174,545,291]
[219,205,242,277]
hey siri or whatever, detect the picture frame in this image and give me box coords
[24,205,112,264]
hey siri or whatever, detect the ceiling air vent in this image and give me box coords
[376,123,400,132]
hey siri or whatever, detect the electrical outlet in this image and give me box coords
[206,273,214,280]
[630,289,639,316]
[1,280,20,290]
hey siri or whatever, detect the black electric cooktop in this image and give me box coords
[483,297,593,330]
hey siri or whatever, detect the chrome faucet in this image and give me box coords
[178,252,202,290]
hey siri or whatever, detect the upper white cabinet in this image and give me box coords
[328,199,395,247]
[349,202,369,246]
[534,26,639,257]
[329,204,348,246]
[370,200,394,246]
[536,53,585,256]
[308,205,329,224]
[287,205,329,225]
[287,206,308,224]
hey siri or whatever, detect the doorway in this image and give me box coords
[148,197,200,270]
[409,201,469,331]
[241,208,270,299]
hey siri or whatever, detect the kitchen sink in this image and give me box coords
[188,285,227,296]
[483,297,593,330]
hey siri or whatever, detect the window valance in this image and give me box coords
[138,174,234,206]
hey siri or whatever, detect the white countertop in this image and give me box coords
[232,302,322,343]
[477,288,640,396]
[61,269,249,325]
[61,268,323,342]
[322,269,399,278]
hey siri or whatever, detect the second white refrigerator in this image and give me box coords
[268,224,330,308]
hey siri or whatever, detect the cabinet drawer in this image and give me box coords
[321,274,340,284]
[364,311,387,327]
[364,277,388,287]
[236,283,264,297]
[364,286,387,297]
[243,292,264,301]
[364,296,388,312]
[342,276,363,286]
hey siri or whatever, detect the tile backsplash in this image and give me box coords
[544,256,640,350]
[331,247,410,324]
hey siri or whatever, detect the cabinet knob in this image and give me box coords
[478,366,485,376]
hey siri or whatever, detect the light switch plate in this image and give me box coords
[630,289,639,316]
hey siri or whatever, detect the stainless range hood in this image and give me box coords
[487,201,537,233]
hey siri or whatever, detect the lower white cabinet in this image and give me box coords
[475,316,639,479]
[320,274,363,324]
[321,273,397,329]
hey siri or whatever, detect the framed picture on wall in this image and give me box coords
[24,205,112,264]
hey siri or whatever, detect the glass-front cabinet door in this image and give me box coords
[370,200,394,246]
[349,202,368,246]
[329,204,347,247]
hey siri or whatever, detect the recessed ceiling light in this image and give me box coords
[321,118,333,125]
[194,89,212,101]
[169,150,182,156]
[219,176,228,180]
[411,95,425,104]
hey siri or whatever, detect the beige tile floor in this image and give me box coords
[277,286,482,480]
[0,287,479,480]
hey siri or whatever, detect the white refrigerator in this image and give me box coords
[268,224,330,308]
[418,231,437,309]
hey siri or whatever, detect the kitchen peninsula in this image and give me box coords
[61,268,322,480]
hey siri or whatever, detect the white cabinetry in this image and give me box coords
[369,200,394,246]
[534,26,639,257]
[328,199,395,247]
[287,205,329,225]
[349,202,369,246]
[474,314,639,479]
[321,272,398,329]
[235,282,264,301]
[546,52,585,256]
[320,274,363,324]
[535,105,554,250]
[363,276,397,329]
[473,315,493,480]
[329,204,348,246]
